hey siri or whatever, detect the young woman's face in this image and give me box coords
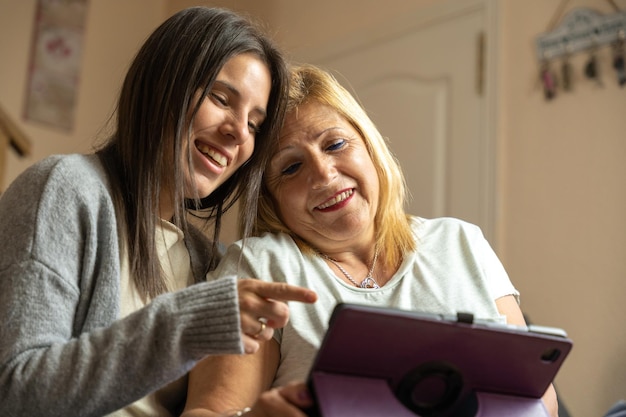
[185,53,272,199]
[265,101,380,252]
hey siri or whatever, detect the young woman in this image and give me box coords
[0,8,315,417]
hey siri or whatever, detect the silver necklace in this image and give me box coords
[321,246,380,289]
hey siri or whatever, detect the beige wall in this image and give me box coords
[0,0,167,190]
[499,1,626,416]
[1,1,625,416]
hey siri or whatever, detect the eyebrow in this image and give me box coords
[273,126,344,158]
[214,80,268,119]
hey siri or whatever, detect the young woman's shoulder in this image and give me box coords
[5,154,109,200]
[0,153,117,272]
[0,153,113,229]
[38,153,106,187]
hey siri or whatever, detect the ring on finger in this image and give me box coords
[253,318,267,338]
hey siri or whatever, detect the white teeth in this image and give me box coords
[197,143,227,167]
[317,190,353,209]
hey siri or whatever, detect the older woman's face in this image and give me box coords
[265,101,379,251]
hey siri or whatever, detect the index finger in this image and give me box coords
[253,281,317,303]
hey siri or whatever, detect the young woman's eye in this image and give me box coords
[281,162,301,176]
[327,139,346,151]
[248,121,261,134]
[210,92,228,106]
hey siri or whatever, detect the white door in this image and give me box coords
[297,0,498,242]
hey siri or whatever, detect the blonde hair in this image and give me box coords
[255,63,416,268]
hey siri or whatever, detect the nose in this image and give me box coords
[221,112,251,144]
[309,154,336,189]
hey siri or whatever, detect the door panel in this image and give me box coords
[300,0,495,239]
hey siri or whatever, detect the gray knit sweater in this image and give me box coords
[0,154,243,417]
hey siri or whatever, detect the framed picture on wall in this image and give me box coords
[23,0,90,132]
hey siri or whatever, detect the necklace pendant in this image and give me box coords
[360,276,380,289]
[320,246,381,289]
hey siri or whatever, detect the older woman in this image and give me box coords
[182,64,559,417]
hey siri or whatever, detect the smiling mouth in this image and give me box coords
[196,143,227,168]
[316,189,354,210]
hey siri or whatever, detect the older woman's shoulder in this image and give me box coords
[413,216,484,237]
[230,231,300,255]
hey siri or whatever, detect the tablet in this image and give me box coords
[307,303,573,417]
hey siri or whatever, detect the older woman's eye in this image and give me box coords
[281,162,301,176]
[327,139,346,151]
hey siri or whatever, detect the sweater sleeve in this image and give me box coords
[0,268,242,417]
[0,155,243,417]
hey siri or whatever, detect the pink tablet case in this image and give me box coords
[307,303,573,417]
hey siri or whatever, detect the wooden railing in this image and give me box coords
[0,103,32,190]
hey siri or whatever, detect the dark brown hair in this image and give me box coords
[97,7,289,300]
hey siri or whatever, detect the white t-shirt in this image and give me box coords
[209,217,519,388]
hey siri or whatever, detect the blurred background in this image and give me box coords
[1,1,625,416]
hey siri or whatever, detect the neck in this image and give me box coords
[319,244,381,289]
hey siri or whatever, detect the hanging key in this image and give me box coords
[612,31,626,87]
[561,41,573,92]
[584,51,603,87]
[541,60,557,100]
[614,55,626,86]
[561,55,573,91]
